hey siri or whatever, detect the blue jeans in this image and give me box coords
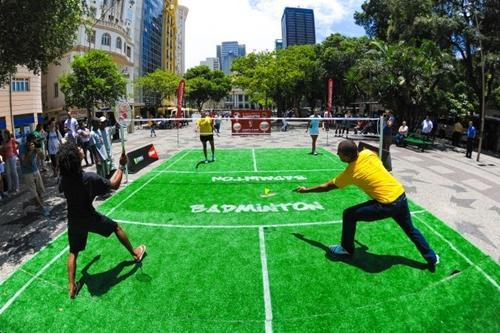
[341,194,437,264]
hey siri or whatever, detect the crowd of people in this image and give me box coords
[0,111,117,212]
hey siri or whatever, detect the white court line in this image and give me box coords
[414,215,499,290]
[152,168,344,174]
[115,210,427,229]
[0,246,69,315]
[252,149,258,172]
[107,149,192,216]
[0,230,67,287]
[259,227,273,333]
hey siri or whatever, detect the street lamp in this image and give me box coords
[469,5,486,162]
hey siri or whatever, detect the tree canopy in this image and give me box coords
[184,65,231,111]
[59,50,127,121]
[135,69,181,112]
[0,0,81,83]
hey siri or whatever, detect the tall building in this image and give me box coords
[216,41,246,74]
[162,0,177,73]
[200,57,220,71]
[281,7,316,48]
[0,66,43,138]
[134,0,164,108]
[43,0,136,121]
[175,5,188,75]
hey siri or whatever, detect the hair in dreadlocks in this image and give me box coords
[57,142,83,178]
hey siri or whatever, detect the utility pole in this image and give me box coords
[472,8,485,162]
[8,74,15,136]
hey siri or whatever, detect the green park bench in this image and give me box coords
[404,132,435,151]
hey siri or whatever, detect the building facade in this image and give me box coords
[200,57,220,71]
[216,41,246,74]
[43,0,136,121]
[134,0,164,108]
[162,0,177,73]
[275,39,283,50]
[281,7,316,48]
[0,66,43,138]
[175,5,188,75]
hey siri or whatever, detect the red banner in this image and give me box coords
[231,110,272,135]
[327,78,334,114]
[176,80,185,120]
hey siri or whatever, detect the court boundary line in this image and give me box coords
[114,210,427,229]
[252,149,258,172]
[259,227,273,333]
[107,149,192,216]
[152,168,345,174]
[0,246,69,315]
[414,215,499,290]
[0,229,67,287]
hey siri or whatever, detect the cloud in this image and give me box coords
[180,0,365,70]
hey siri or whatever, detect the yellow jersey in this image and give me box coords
[332,150,404,204]
[197,117,213,136]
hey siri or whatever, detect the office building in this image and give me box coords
[162,0,177,73]
[216,41,246,74]
[200,57,220,71]
[281,7,316,48]
[175,5,188,75]
[275,39,283,50]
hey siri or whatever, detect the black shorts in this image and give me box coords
[200,135,214,143]
[68,214,118,253]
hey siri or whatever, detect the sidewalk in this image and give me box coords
[1,123,498,282]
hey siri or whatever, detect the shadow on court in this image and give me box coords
[78,255,140,296]
[292,233,427,273]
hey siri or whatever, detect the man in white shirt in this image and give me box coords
[64,111,79,138]
[421,115,433,151]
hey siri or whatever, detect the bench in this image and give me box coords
[404,133,434,151]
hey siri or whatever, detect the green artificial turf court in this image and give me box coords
[0,147,499,332]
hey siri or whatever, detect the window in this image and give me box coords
[101,33,111,46]
[11,78,30,92]
[126,46,131,57]
[54,83,59,98]
[116,37,122,49]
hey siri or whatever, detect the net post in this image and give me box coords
[379,115,384,159]
[177,124,180,148]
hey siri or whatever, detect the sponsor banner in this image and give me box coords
[191,201,325,214]
[327,78,334,114]
[231,110,272,135]
[126,144,159,173]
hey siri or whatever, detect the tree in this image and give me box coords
[59,50,127,123]
[135,69,181,113]
[184,65,231,111]
[0,0,81,83]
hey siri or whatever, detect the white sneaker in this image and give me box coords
[329,245,350,255]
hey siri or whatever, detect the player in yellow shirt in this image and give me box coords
[296,140,439,270]
[196,111,215,163]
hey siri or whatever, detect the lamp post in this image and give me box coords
[470,7,485,162]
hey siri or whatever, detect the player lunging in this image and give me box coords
[296,140,439,270]
[57,142,146,298]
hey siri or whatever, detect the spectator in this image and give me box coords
[77,122,93,166]
[421,115,433,152]
[33,123,47,172]
[98,117,113,175]
[19,133,49,217]
[47,119,63,178]
[452,119,464,147]
[465,121,477,159]
[64,110,79,138]
[395,121,409,147]
[1,130,19,194]
[382,120,394,171]
[0,152,7,201]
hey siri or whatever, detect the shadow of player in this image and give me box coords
[292,233,427,273]
[78,255,140,296]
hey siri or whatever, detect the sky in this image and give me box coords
[181,0,366,70]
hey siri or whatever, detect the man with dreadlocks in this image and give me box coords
[57,142,146,299]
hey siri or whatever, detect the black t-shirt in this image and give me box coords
[59,172,111,224]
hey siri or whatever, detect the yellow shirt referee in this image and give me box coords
[296,140,439,270]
